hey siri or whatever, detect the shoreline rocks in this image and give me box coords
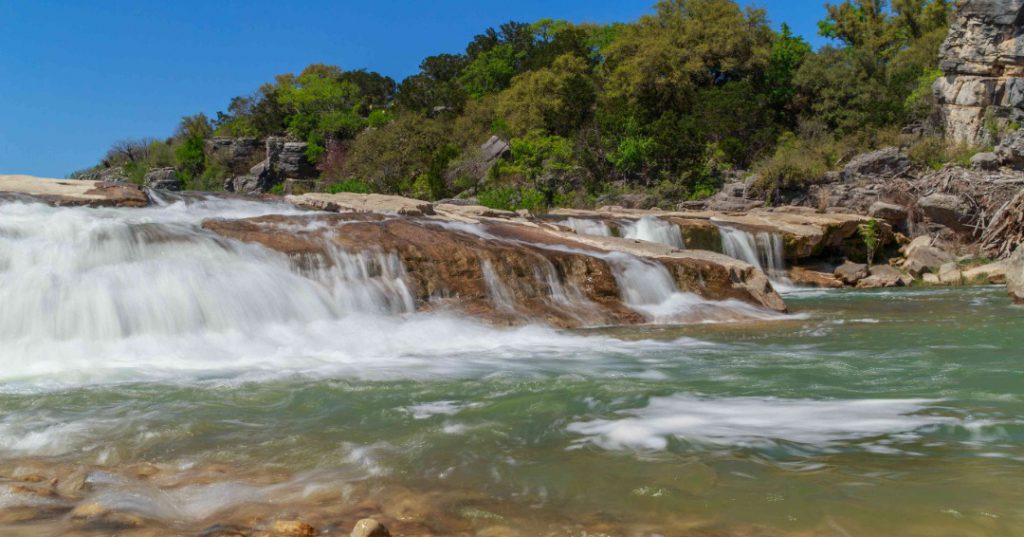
[1008,247,1024,303]
[0,174,149,207]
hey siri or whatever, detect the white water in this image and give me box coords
[567,394,960,451]
[621,216,685,248]
[717,225,794,290]
[560,217,613,237]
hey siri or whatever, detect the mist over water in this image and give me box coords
[1,197,1022,535]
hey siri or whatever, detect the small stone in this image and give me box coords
[272,520,316,537]
[351,518,390,537]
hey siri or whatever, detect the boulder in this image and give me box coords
[143,167,182,191]
[271,520,316,537]
[790,267,844,288]
[351,518,390,537]
[856,264,904,288]
[994,129,1024,170]
[938,262,963,285]
[963,261,1009,284]
[1008,247,1024,303]
[834,261,869,285]
[918,193,971,233]
[900,236,955,276]
[205,137,262,174]
[868,201,908,227]
[923,273,943,285]
[225,137,317,194]
[970,151,1001,171]
[480,135,511,164]
[287,192,435,216]
[841,147,912,181]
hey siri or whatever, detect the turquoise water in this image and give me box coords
[2,286,1021,535]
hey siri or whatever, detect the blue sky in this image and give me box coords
[0,1,830,177]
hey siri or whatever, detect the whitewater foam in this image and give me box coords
[567,394,960,451]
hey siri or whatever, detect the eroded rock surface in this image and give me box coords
[934,0,1024,145]
[0,175,149,207]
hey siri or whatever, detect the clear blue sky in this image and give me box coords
[0,1,830,177]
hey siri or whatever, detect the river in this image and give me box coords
[0,197,1021,536]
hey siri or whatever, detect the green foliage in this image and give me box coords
[269,183,285,195]
[765,23,812,119]
[460,44,522,97]
[907,135,979,170]
[477,186,547,212]
[859,218,880,267]
[326,179,371,194]
[751,131,831,198]
[497,53,595,136]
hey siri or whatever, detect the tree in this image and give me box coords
[497,53,595,136]
[765,23,812,122]
[459,44,522,98]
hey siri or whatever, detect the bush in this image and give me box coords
[907,135,980,170]
[477,186,547,213]
[326,179,371,194]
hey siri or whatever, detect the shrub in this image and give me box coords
[859,219,880,267]
[477,186,547,213]
[326,179,371,194]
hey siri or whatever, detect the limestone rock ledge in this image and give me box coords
[0,175,149,207]
[203,212,785,328]
[933,0,1024,145]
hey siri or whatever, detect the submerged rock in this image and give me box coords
[351,518,390,537]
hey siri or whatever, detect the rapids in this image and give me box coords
[0,196,1022,536]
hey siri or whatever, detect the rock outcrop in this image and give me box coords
[841,147,912,182]
[143,167,182,191]
[205,137,263,174]
[933,0,1024,145]
[0,175,149,207]
[225,137,317,194]
[203,206,787,328]
[1008,246,1024,302]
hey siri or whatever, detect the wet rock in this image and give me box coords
[70,501,146,530]
[790,267,844,288]
[287,192,435,216]
[0,175,149,207]
[143,167,182,191]
[271,520,316,537]
[856,264,904,289]
[834,261,869,285]
[900,236,956,276]
[351,518,390,537]
[1006,247,1024,303]
[841,147,912,181]
[938,262,964,285]
[868,201,907,227]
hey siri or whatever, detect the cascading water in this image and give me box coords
[621,216,685,248]
[560,217,612,237]
[716,225,794,290]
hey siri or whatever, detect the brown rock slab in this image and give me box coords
[287,192,435,216]
[790,267,844,288]
[0,174,149,207]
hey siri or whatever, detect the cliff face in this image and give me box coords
[933,0,1024,145]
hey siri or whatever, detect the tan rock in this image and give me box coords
[790,267,844,288]
[272,520,316,537]
[287,192,435,216]
[938,262,964,285]
[923,273,943,285]
[351,518,391,537]
[900,236,955,277]
[0,174,149,207]
[962,261,1009,284]
[857,265,905,288]
[834,261,869,285]
[1008,247,1024,303]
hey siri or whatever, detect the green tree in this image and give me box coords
[460,44,522,98]
[765,23,812,122]
[497,53,595,136]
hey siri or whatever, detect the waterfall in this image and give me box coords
[621,217,685,248]
[481,259,517,311]
[0,199,416,341]
[561,218,612,237]
[717,226,793,289]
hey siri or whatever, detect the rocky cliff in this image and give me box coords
[933,0,1024,145]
